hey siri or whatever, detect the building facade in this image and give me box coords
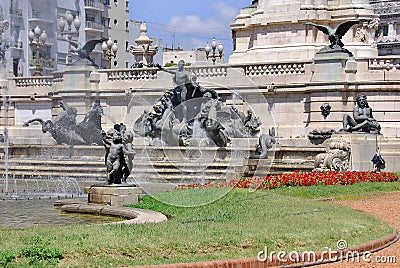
[3,0,130,76]
[370,0,400,55]
[106,0,130,69]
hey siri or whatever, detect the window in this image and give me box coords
[383,25,389,36]
[114,0,117,5]
[113,60,118,67]
[125,41,129,51]
[102,17,110,28]
[114,19,118,25]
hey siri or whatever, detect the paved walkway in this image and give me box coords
[318,192,400,268]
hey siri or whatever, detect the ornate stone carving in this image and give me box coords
[355,18,379,47]
[314,137,351,172]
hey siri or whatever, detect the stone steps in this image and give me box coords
[0,158,314,183]
[0,144,319,183]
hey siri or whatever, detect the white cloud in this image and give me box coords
[166,1,238,35]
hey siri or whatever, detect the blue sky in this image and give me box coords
[128,0,250,60]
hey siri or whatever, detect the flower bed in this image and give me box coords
[177,171,399,190]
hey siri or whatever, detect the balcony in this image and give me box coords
[84,0,104,11]
[85,21,104,32]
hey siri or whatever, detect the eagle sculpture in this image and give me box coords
[304,20,361,49]
[66,38,107,67]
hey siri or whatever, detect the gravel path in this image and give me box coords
[317,192,400,268]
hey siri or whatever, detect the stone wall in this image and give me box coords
[2,56,400,144]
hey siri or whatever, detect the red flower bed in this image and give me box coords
[177,171,399,190]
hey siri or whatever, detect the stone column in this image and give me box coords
[388,22,395,41]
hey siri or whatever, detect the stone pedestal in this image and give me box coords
[85,184,143,206]
[348,133,382,171]
[311,50,356,82]
[62,60,95,90]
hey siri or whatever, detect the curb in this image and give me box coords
[129,231,399,267]
[60,204,168,224]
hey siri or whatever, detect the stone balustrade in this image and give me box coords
[243,62,308,76]
[186,66,228,78]
[368,57,400,71]
[99,68,158,81]
[9,57,400,89]
[52,71,64,83]
[10,76,53,88]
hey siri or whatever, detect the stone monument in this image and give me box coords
[305,20,362,82]
[229,0,377,64]
[133,61,262,147]
[62,38,105,90]
[315,94,382,171]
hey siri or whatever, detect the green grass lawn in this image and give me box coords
[1,181,399,267]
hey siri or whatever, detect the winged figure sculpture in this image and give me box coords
[304,20,361,49]
[66,38,107,67]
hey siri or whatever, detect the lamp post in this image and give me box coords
[28,25,47,76]
[102,38,118,69]
[205,37,223,65]
[58,12,80,64]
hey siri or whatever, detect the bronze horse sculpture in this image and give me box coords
[23,101,104,145]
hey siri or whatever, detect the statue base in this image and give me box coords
[62,61,96,90]
[84,183,143,206]
[311,49,357,82]
[345,133,382,171]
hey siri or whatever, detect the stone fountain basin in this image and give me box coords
[59,203,167,224]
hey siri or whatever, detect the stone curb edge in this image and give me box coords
[129,230,399,268]
[60,204,168,224]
